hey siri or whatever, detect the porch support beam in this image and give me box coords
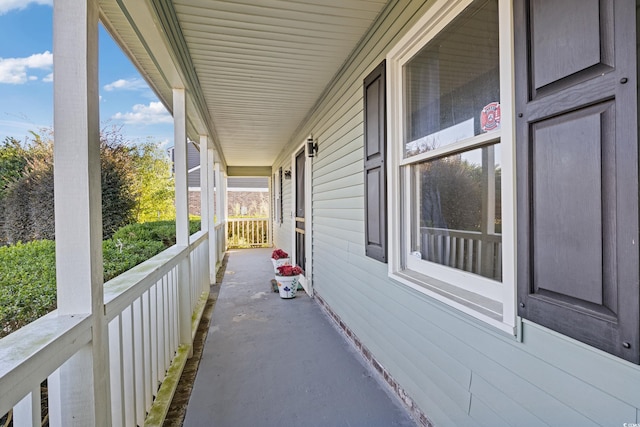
[173,88,192,351]
[174,88,189,247]
[52,0,110,425]
[206,145,217,281]
[213,163,221,227]
[199,135,209,233]
[199,135,216,284]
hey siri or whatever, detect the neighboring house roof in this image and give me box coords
[227,177,268,192]
[168,145,270,191]
[168,141,202,189]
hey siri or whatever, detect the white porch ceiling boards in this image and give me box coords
[172,0,389,166]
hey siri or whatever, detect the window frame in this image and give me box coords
[386,0,516,333]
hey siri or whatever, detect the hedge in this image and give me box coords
[0,220,201,338]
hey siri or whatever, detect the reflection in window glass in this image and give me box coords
[411,144,502,281]
[404,0,499,157]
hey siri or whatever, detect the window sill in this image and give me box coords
[391,269,516,335]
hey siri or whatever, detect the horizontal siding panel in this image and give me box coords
[314,196,364,210]
[313,126,363,172]
[313,223,362,244]
[314,172,363,195]
[313,184,362,201]
[315,90,363,142]
[469,374,548,427]
[312,232,351,253]
[314,217,361,233]
[314,207,363,222]
[468,397,511,427]
[522,321,640,409]
[313,147,362,184]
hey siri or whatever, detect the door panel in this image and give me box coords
[295,149,305,270]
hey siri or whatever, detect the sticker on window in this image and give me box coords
[480,102,501,132]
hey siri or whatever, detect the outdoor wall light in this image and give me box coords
[284,170,292,179]
[307,136,318,158]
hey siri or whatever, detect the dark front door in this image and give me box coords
[295,149,305,270]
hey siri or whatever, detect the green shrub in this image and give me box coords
[0,219,202,337]
[0,240,56,337]
[102,238,166,281]
[112,220,201,247]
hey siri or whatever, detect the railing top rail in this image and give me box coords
[189,229,208,247]
[227,217,268,222]
[420,226,502,239]
[104,244,189,321]
[0,312,91,416]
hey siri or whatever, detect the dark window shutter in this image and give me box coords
[515,0,639,363]
[364,60,387,263]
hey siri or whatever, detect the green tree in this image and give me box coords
[130,140,175,222]
[1,128,139,243]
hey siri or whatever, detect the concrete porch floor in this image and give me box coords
[183,248,417,427]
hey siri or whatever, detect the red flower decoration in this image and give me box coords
[271,249,289,260]
[276,265,303,276]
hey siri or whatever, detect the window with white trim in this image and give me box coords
[388,0,515,332]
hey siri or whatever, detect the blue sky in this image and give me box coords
[0,0,173,147]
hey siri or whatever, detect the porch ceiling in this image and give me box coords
[100,0,389,168]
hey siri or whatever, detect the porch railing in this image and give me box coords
[0,230,211,426]
[226,218,269,248]
[215,222,226,262]
[420,227,502,281]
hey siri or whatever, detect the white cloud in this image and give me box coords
[103,78,147,92]
[42,72,53,82]
[0,51,53,84]
[111,101,172,125]
[0,0,52,15]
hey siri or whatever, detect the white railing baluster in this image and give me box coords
[133,297,146,426]
[164,274,172,371]
[226,218,270,248]
[121,306,136,427]
[13,386,40,427]
[48,369,61,427]
[156,277,166,383]
[419,227,502,280]
[108,315,124,427]
[142,291,153,411]
[149,285,158,395]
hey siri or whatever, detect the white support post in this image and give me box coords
[199,135,213,287]
[222,172,228,224]
[52,0,110,425]
[199,136,209,233]
[173,88,192,352]
[213,163,221,227]
[222,172,228,252]
[174,88,189,247]
[207,148,217,281]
